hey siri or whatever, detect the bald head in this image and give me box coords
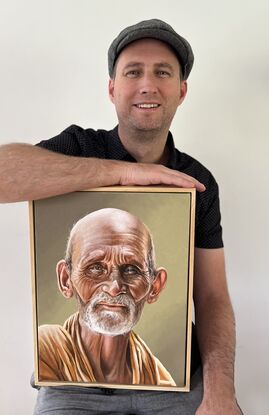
[65,208,156,277]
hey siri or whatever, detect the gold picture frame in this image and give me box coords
[29,187,195,391]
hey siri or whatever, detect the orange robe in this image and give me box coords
[38,312,176,386]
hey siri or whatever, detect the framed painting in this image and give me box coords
[29,187,196,391]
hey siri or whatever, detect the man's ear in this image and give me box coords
[56,259,74,299]
[178,80,188,106]
[147,267,167,304]
[108,78,115,103]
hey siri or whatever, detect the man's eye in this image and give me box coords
[126,70,140,78]
[87,263,106,274]
[158,70,170,77]
[122,265,140,275]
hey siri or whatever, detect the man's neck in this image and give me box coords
[80,321,132,384]
[118,125,170,164]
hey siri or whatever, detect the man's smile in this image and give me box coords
[134,103,160,109]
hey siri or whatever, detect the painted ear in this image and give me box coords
[147,267,167,304]
[56,259,74,299]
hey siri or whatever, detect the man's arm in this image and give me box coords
[193,247,243,414]
[0,143,205,203]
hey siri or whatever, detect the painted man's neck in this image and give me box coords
[80,322,132,383]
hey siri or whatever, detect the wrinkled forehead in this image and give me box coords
[71,215,150,263]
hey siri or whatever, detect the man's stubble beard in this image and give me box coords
[79,292,143,336]
[125,116,169,136]
[118,107,174,138]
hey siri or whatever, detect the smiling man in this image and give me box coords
[109,38,186,138]
[108,38,187,166]
[0,18,243,415]
[38,208,174,386]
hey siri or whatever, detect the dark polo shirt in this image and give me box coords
[37,124,223,250]
[36,124,224,379]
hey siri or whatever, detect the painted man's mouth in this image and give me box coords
[96,302,128,310]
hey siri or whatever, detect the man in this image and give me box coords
[38,208,175,387]
[0,18,242,415]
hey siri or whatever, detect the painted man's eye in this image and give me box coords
[87,263,106,275]
[122,265,141,276]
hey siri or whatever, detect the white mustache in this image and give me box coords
[82,291,138,336]
[91,293,134,309]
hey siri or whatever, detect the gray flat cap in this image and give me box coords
[108,19,194,80]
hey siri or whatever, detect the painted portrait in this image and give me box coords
[30,187,195,391]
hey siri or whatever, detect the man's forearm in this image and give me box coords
[0,143,122,202]
[0,143,205,203]
[193,248,242,414]
[195,295,236,400]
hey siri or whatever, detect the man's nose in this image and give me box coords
[102,268,127,297]
[138,73,158,95]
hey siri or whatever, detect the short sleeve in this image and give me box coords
[195,173,223,249]
[36,125,85,156]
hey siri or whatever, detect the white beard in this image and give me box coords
[82,292,140,336]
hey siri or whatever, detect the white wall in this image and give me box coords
[0,1,268,414]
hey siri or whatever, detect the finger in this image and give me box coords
[160,168,206,192]
[121,164,206,191]
[142,165,206,192]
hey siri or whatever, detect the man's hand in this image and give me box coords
[117,161,205,192]
[196,397,243,414]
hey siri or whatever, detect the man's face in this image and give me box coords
[67,220,154,336]
[109,38,187,134]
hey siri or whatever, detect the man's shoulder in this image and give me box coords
[41,124,112,140]
[36,124,115,157]
[60,124,111,139]
[38,323,73,350]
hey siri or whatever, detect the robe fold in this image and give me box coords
[38,312,176,386]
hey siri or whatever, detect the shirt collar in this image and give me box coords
[165,131,178,169]
[107,126,135,161]
[108,126,178,167]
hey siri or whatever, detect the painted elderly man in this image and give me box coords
[38,208,174,386]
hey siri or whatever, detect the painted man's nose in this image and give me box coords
[103,279,126,297]
[102,269,127,296]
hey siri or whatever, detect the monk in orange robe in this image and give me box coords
[38,208,175,387]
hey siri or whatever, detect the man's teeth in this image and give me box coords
[136,103,159,108]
